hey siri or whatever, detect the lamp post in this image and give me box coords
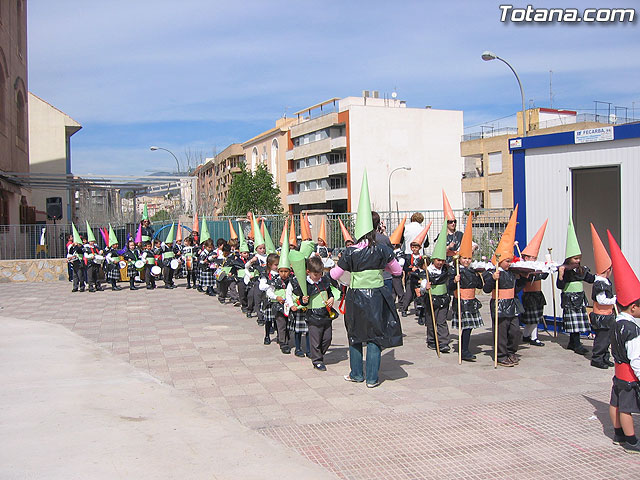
[388,166,411,214]
[481,51,527,137]
[150,146,181,172]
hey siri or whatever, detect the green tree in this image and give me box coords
[223,164,284,216]
[151,209,171,222]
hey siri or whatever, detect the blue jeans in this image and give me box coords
[349,342,381,384]
[384,278,393,294]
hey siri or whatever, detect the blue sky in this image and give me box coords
[28,0,639,175]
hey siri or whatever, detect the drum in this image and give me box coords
[170,259,180,270]
[214,267,225,281]
[185,256,192,270]
[151,265,162,277]
[118,260,127,269]
[135,260,145,271]
[321,257,335,269]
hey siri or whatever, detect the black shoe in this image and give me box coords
[294,350,305,358]
[186,285,192,289]
[591,360,609,369]
[440,346,451,353]
[113,285,122,291]
[574,344,589,355]
[233,301,241,307]
[88,287,95,293]
[417,318,425,326]
[218,297,225,304]
[522,336,531,342]
[427,345,437,350]
[613,434,626,445]
[263,336,271,345]
[530,339,545,347]
[624,441,640,454]
[313,362,327,371]
[401,311,408,317]
[605,359,615,367]
[71,288,78,292]
[165,285,172,290]
[146,286,154,290]
[281,346,291,354]
[197,287,204,292]
[96,286,104,291]
[130,286,137,290]
[246,312,252,318]
[498,358,515,367]
[79,288,85,292]
[461,353,477,362]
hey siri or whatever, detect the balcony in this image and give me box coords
[286,171,297,183]
[287,193,300,204]
[328,162,347,176]
[330,136,347,150]
[286,149,294,161]
[298,189,326,205]
[290,137,332,160]
[326,187,348,201]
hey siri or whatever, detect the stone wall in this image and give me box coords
[0,259,68,282]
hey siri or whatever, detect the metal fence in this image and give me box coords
[1,209,512,260]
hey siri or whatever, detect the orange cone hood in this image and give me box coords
[607,230,640,307]
[289,216,297,248]
[228,219,238,240]
[492,205,518,264]
[248,212,255,239]
[521,219,548,258]
[591,223,611,275]
[412,221,432,248]
[318,216,327,244]
[459,214,474,258]
[338,218,353,244]
[442,190,455,222]
[192,212,199,233]
[280,217,288,246]
[176,222,183,242]
[389,216,407,245]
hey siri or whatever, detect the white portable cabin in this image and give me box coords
[509,123,640,320]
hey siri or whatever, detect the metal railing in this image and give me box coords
[1,209,512,260]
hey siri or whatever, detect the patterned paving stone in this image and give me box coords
[1,281,637,478]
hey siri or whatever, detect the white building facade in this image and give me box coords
[285,94,464,214]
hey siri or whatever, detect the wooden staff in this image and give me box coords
[548,247,558,337]
[425,258,441,358]
[514,241,522,258]
[494,253,501,369]
[454,255,463,365]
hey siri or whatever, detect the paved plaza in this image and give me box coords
[1,280,639,479]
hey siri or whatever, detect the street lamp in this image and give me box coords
[388,166,411,213]
[150,146,181,172]
[481,51,527,137]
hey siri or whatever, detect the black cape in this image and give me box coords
[338,242,403,349]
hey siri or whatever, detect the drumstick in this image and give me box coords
[494,253,501,369]
[454,255,462,365]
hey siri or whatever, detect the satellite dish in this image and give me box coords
[391,91,398,99]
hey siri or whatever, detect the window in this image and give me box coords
[488,152,502,174]
[489,190,503,208]
[271,139,278,176]
[464,191,484,209]
[16,90,25,141]
[251,147,258,171]
[329,176,347,189]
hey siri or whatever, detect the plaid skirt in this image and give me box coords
[127,263,138,278]
[106,264,121,281]
[199,267,215,287]
[288,310,308,334]
[563,307,590,333]
[520,306,544,325]
[262,301,276,323]
[452,310,484,329]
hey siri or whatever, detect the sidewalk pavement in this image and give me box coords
[1,281,639,479]
[0,315,337,480]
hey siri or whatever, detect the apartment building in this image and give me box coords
[192,143,244,217]
[242,117,295,208]
[285,93,464,214]
[460,107,611,209]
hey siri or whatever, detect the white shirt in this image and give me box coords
[595,275,617,305]
[403,221,424,254]
[618,311,640,379]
